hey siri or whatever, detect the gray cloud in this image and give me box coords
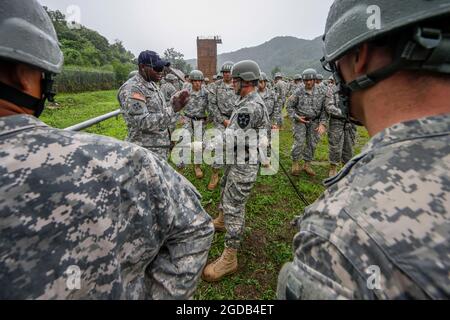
[38,0,334,59]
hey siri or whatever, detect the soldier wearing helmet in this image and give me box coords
[287,68,327,177]
[315,73,328,95]
[202,60,270,283]
[206,61,237,190]
[178,70,214,179]
[258,72,282,130]
[0,0,213,299]
[273,72,288,120]
[293,74,303,87]
[279,0,450,300]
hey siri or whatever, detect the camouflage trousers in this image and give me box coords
[291,121,321,162]
[328,118,356,165]
[174,119,207,166]
[211,123,226,169]
[220,163,259,249]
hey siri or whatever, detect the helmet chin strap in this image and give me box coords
[0,73,55,118]
[329,26,450,127]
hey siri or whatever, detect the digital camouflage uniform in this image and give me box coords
[278,114,450,299]
[326,85,357,166]
[207,79,237,168]
[274,79,288,113]
[258,87,282,127]
[287,86,327,162]
[176,87,211,165]
[118,73,179,161]
[220,91,270,249]
[0,115,214,299]
[160,80,179,133]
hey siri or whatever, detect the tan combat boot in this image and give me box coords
[328,164,338,178]
[291,161,301,176]
[194,165,204,179]
[213,210,226,232]
[202,247,238,282]
[303,162,317,177]
[208,169,220,191]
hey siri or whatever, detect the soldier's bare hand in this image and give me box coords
[297,116,310,124]
[223,120,231,127]
[316,124,326,135]
[172,89,190,112]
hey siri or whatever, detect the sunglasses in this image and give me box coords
[143,64,164,73]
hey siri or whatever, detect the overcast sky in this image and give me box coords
[38,0,334,59]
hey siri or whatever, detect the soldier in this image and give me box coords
[287,68,327,177]
[160,73,178,103]
[258,72,282,129]
[202,60,270,282]
[0,0,214,299]
[160,73,181,134]
[181,70,213,179]
[315,74,328,95]
[278,0,450,300]
[118,50,189,161]
[328,75,335,87]
[325,83,357,177]
[182,74,192,91]
[274,72,288,111]
[258,72,281,167]
[293,74,303,88]
[207,61,236,190]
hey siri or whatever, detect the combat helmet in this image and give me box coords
[221,61,235,73]
[0,0,64,116]
[274,72,283,79]
[231,60,261,81]
[302,68,317,80]
[322,0,450,91]
[165,73,178,82]
[260,72,269,82]
[189,70,205,81]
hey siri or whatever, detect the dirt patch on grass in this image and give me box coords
[232,229,278,299]
[254,183,274,196]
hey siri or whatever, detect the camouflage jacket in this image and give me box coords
[0,115,214,299]
[160,81,177,103]
[117,74,178,150]
[325,85,347,120]
[258,88,282,127]
[274,80,288,108]
[287,86,327,125]
[208,79,237,125]
[224,90,270,164]
[280,113,450,299]
[183,87,210,119]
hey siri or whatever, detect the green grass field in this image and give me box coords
[42,89,370,300]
